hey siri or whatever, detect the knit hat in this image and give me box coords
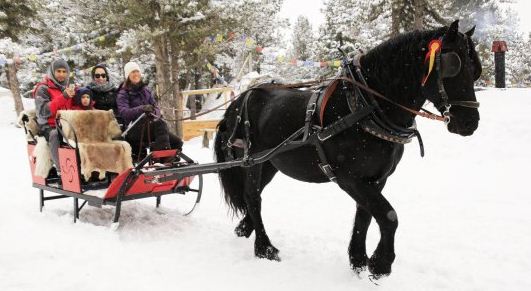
[124,61,141,79]
[74,87,93,108]
[47,58,70,88]
[91,63,110,81]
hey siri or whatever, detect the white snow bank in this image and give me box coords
[1,87,530,290]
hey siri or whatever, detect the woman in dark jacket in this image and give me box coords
[116,61,182,158]
[86,64,121,123]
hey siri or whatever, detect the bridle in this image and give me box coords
[422,36,480,124]
[340,33,480,125]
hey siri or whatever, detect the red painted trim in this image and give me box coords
[104,167,195,200]
[151,149,178,159]
[27,144,46,185]
[58,148,81,193]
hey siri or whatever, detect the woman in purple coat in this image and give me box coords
[117,62,182,158]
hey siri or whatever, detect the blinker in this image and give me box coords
[440,52,462,78]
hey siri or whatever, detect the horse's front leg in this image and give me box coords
[244,164,280,261]
[348,204,372,273]
[341,180,397,277]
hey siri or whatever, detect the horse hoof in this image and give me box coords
[256,245,281,262]
[234,224,254,238]
[234,220,254,238]
[349,254,368,272]
[368,274,387,285]
[110,222,120,231]
[352,266,366,279]
[368,255,392,277]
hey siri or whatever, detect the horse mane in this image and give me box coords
[361,27,448,109]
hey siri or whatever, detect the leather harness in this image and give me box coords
[226,41,479,182]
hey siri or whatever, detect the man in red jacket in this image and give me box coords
[34,59,75,172]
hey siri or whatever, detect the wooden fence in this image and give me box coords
[181,87,234,141]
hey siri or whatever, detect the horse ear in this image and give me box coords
[465,25,476,37]
[445,20,459,41]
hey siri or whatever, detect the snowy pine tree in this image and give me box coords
[292,15,315,60]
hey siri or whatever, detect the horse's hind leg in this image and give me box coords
[235,213,254,238]
[243,163,280,261]
[235,162,277,238]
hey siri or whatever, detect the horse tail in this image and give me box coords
[214,96,248,217]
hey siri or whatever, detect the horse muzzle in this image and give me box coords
[446,107,479,136]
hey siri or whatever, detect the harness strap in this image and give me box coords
[312,138,337,183]
[243,94,251,160]
[227,90,252,148]
[448,100,480,108]
[317,106,374,141]
[311,106,374,183]
[303,89,321,142]
[227,90,253,162]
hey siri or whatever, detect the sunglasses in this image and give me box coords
[94,73,107,79]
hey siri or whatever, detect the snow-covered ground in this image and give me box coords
[1,87,530,290]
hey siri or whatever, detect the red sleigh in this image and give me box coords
[23,110,202,224]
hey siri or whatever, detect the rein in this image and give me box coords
[339,76,447,122]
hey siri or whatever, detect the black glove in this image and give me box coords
[21,114,29,122]
[142,104,154,113]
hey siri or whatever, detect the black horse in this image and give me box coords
[214,20,481,278]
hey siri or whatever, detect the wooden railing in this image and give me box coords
[181,86,234,141]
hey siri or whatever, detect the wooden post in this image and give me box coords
[492,41,508,88]
[190,94,197,120]
[202,131,209,148]
[5,57,24,116]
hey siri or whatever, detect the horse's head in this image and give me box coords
[423,20,482,136]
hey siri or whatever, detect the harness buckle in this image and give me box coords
[307,103,316,114]
[319,163,337,183]
[443,105,451,125]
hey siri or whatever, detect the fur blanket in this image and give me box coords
[17,109,39,141]
[78,141,132,180]
[18,110,51,178]
[58,110,132,180]
[22,110,132,179]
[33,136,53,178]
[59,110,122,143]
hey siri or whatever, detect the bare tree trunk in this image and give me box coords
[170,41,183,138]
[6,60,24,116]
[391,0,401,36]
[153,33,176,133]
[413,0,426,30]
[190,73,197,121]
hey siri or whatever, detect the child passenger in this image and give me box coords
[71,87,94,110]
